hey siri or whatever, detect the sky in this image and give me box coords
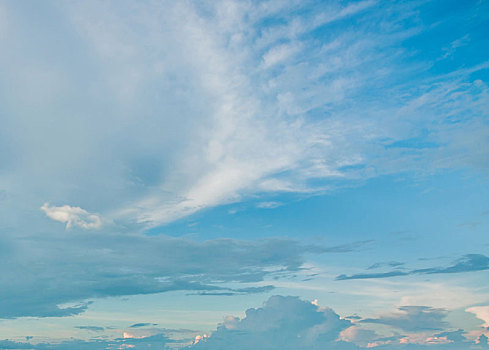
[0,0,489,348]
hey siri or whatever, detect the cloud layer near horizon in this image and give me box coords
[1,296,487,350]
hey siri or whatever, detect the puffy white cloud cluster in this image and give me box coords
[189,296,483,350]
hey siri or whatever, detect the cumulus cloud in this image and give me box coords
[188,297,478,349]
[191,295,353,350]
[41,203,102,229]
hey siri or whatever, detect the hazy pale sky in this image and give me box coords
[1,0,489,349]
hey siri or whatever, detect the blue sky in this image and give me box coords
[0,0,489,348]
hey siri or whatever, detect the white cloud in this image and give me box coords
[262,43,301,68]
[256,201,283,209]
[1,0,488,229]
[190,296,480,349]
[191,295,352,350]
[41,203,102,229]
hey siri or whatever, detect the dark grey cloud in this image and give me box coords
[345,315,362,320]
[321,240,374,253]
[190,285,275,296]
[336,254,489,280]
[129,323,157,328]
[0,233,322,318]
[367,261,405,270]
[75,326,104,332]
[234,285,275,294]
[361,306,448,332]
[336,271,408,280]
[191,292,237,296]
[412,254,489,275]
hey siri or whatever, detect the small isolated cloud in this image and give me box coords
[322,240,374,253]
[191,285,275,296]
[256,201,283,209]
[336,271,408,280]
[367,261,404,270]
[129,323,157,328]
[41,203,102,229]
[75,325,104,332]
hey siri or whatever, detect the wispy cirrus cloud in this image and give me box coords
[1,0,487,228]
